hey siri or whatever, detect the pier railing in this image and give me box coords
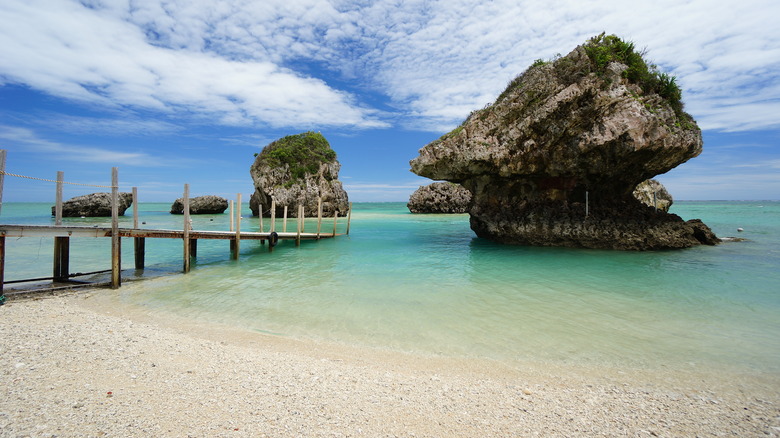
[0,149,351,297]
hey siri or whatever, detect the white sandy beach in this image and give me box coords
[2,290,779,437]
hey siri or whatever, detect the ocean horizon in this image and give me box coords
[2,200,779,374]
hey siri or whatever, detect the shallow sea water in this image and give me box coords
[3,201,779,373]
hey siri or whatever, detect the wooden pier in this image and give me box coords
[0,150,351,297]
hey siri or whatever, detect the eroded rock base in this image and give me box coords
[470,199,719,250]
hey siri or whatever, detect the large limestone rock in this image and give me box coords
[633,179,673,213]
[52,192,133,217]
[250,132,349,218]
[408,182,472,214]
[170,195,228,214]
[410,34,718,250]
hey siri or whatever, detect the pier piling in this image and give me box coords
[232,193,241,260]
[0,233,5,296]
[183,184,191,273]
[316,198,322,239]
[346,202,352,235]
[55,171,63,226]
[132,187,145,270]
[53,236,70,282]
[271,198,276,233]
[111,167,121,289]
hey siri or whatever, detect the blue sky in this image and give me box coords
[1,0,779,204]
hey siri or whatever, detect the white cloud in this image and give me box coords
[0,125,161,166]
[0,0,387,129]
[1,0,778,135]
[354,0,780,133]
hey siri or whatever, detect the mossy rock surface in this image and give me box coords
[258,132,337,185]
[250,132,349,218]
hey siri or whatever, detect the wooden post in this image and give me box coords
[229,200,234,232]
[53,236,70,282]
[132,187,144,270]
[232,193,241,260]
[0,233,5,297]
[283,205,288,232]
[183,184,191,273]
[296,205,302,246]
[270,198,276,233]
[0,149,6,217]
[316,197,322,239]
[258,202,265,245]
[132,187,139,229]
[111,167,121,289]
[229,200,236,255]
[55,171,63,226]
[259,202,264,233]
[190,238,198,259]
[268,200,275,252]
[134,237,145,270]
[346,203,353,235]
[332,210,338,236]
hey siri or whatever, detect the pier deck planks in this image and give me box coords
[0,224,341,240]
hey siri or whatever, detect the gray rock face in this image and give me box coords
[408,182,472,214]
[249,132,349,218]
[170,195,228,214]
[52,192,133,217]
[633,179,673,213]
[410,36,718,250]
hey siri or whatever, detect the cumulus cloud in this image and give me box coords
[0,0,387,129]
[338,0,780,132]
[1,0,778,133]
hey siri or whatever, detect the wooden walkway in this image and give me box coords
[0,219,347,296]
[0,224,342,241]
[0,151,352,296]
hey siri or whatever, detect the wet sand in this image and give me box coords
[2,290,779,437]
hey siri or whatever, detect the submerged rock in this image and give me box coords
[410,34,718,250]
[633,179,673,212]
[170,195,228,214]
[249,132,349,218]
[408,182,472,214]
[52,192,133,217]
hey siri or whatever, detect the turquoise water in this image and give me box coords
[2,201,779,372]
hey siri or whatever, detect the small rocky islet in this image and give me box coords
[410,34,719,250]
[170,195,228,214]
[51,192,133,217]
[407,182,472,214]
[249,131,349,218]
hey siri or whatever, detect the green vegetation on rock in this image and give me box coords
[259,131,337,183]
[490,33,690,129]
[584,33,684,115]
